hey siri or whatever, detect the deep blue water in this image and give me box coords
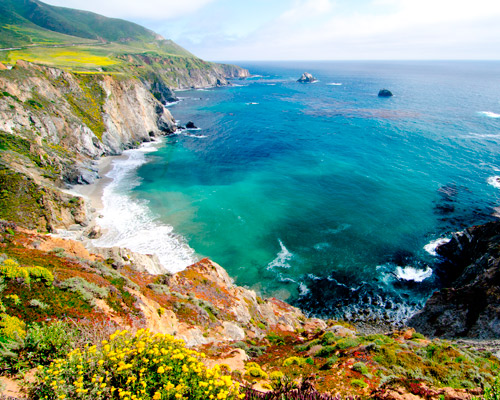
[109,61,500,321]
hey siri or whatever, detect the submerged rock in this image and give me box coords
[297,72,318,83]
[378,89,393,97]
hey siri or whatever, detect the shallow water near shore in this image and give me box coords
[100,61,500,322]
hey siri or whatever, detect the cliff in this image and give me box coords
[0,60,178,230]
[409,221,500,338]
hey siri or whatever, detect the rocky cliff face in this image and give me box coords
[409,221,500,338]
[0,60,178,230]
[119,53,249,91]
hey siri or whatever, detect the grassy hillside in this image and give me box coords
[0,0,194,58]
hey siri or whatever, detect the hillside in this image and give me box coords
[0,0,191,55]
[0,0,248,91]
[0,2,499,399]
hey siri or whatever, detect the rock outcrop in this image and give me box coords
[378,89,393,97]
[297,72,318,83]
[409,221,500,338]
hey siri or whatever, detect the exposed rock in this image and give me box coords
[129,288,179,336]
[205,349,248,373]
[378,89,393,97]
[222,321,246,341]
[303,318,328,334]
[325,324,357,338]
[409,221,500,338]
[90,246,165,275]
[297,72,318,83]
[373,383,480,400]
[168,258,307,338]
[186,121,197,129]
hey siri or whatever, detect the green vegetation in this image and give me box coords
[32,329,242,400]
[65,73,106,139]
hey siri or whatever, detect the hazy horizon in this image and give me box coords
[42,0,500,62]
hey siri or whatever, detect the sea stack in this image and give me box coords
[378,89,393,97]
[186,121,198,129]
[297,72,318,83]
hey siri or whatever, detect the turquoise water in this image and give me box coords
[112,61,500,321]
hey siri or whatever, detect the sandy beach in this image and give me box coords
[70,153,127,213]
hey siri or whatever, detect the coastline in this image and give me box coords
[70,155,118,212]
[62,138,198,275]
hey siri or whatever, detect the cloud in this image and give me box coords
[42,0,216,20]
[184,0,500,60]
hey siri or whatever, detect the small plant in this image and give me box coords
[350,379,368,388]
[245,362,269,380]
[315,345,336,358]
[266,332,285,346]
[283,356,307,367]
[60,276,109,305]
[320,356,339,370]
[352,362,369,375]
[28,299,49,309]
[5,293,21,305]
[269,370,284,383]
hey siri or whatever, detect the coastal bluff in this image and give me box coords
[409,220,500,338]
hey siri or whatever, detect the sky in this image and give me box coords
[42,0,500,61]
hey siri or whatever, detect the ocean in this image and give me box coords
[93,61,500,322]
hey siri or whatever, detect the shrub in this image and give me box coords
[335,337,360,350]
[24,321,79,366]
[245,362,268,380]
[283,356,306,367]
[315,345,336,358]
[0,321,79,373]
[31,329,242,400]
[350,379,368,388]
[59,276,109,305]
[0,259,53,287]
[269,371,284,382]
[266,332,285,346]
[28,299,49,309]
[352,362,369,375]
[5,293,21,305]
[26,266,54,286]
[0,313,26,340]
[295,338,321,352]
[0,259,29,284]
[320,356,339,370]
[321,331,338,345]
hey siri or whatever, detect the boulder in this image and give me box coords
[186,121,198,129]
[297,72,318,83]
[378,89,393,97]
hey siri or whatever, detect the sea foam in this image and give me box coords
[424,237,451,256]
[92,142,197,273]
[395,266,433,282]
[478,111,500,118]
[267,239,293,270]
[488,176,500,189]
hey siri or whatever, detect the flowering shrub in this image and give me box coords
[31,329,244,400]
[0,258,53,286]
[245,362,268,380]
[0,259,29,283]
[0,313,26,340]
